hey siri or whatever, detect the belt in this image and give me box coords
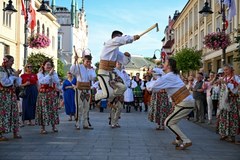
[99,60,116,71]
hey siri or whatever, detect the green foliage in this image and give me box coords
[27,52,53,74]
[57,59,65,79]
[234,35,240,64]
[174,48,202,73]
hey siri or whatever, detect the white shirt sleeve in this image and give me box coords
[37,72,51,84]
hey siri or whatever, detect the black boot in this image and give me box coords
[144,105,148,112]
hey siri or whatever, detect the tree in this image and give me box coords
[234,34,240,64]
[27,52,53,74]
[57,59,65,79]
[174,48,202,74]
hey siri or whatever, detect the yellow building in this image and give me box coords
[172,0,240,75]
[0,0,60,70]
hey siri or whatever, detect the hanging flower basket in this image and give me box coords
[203,32,231,50]
[28,34,51,49]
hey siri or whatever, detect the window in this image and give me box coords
[52,36,55,50]
[47,28,49,37]
[228,55,233,65]
[194,4,198,23]
[42,24,45,35]
[207,23,212,34]
[2,2,12,27]
[216,16,221,30]
[3,44,10,55]
[189,10,192,27]
[58,35,62,50]
[200,30,204,48]
[194,34,198,49]
[217,59,221,70]
[207,62,212,73]
[36,21,40,33]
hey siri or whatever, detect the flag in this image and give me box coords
[161,49,167,63]
[222,0,236,21]
[28,0,36,32]
[227,0,236,21]
[21,0,26,19]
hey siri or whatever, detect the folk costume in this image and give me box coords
[70,64,96,130]
[95,34,136,102]
[109,68,130,128]
[36,71,60,128]
[147,68,172,130]
[124,79,137,113]
[218,74,240,142]
[0,65,21,138]
[133,77,143,111]
[148,72,195,150]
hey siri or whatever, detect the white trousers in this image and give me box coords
[75,89,90,127]
[165,105,193,143]
[95,69,126,102]
[110,101,123,126]
[207,96,213,121]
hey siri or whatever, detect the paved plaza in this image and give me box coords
[0,108,239,160]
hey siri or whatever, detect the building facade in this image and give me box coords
[0,0,60,69]
[172,0,240,75]
[53,0,88,70]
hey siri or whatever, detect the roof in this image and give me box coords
[124,56,156,70]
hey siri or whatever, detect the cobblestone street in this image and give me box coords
[0,108,239,160]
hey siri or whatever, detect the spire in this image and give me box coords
[75,1,79,27]
[82,0,84,11]
[51,0,56,14]
[71,0,76,26]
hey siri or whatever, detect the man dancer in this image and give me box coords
[70,54,96,130]
[95,30,140,102]
[147,58,195,150]
[109,61,130,128]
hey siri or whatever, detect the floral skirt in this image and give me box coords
[0,90,19,134]
[148,91,172,128]
[218,96,240,137]
[35,90,59,126]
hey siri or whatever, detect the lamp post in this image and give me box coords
[3,0,50,66]
[199,0,226,66]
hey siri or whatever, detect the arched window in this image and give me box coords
[42,24,45,35]
[47,27,49,37]
[37,20,40,34]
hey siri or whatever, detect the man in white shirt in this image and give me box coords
[95,30,140,103]
[109,62,130,128]
[70,55,96,130]
[148,58,195,150]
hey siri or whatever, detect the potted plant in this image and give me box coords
[203,32,231,50]
[28,33,51,49]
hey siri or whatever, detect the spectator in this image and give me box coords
[124,77,137,113]
[20,63,38,126]
[133,73,143,111]
[62,71,76,121]
[141,74,152,112]
[192,72,206,123]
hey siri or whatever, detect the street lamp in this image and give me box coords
[199,0,226,66]
[2,0,17,14]
[3,0,50,66]
[152,49,161,60]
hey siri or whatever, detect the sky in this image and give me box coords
[52,0,188,63]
